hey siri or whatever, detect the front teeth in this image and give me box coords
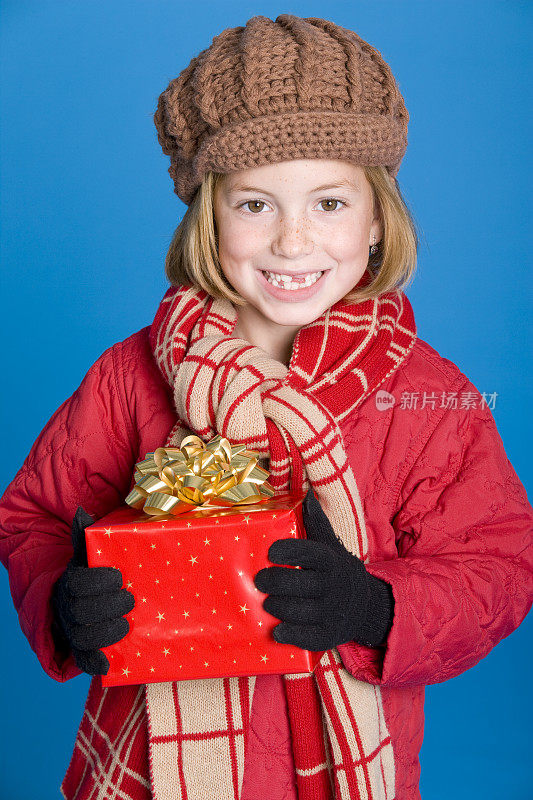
[263,270,323,290]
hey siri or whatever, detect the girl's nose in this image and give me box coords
[272,219,314,259]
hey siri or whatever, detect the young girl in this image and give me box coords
[0,13,531,800]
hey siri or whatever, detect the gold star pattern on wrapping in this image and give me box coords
[87,500,319,684]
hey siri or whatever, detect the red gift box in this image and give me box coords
[85,491,324,686]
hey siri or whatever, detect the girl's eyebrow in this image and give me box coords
[227,179,359,195]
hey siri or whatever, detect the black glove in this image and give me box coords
[253,488,394,652]
[51,506,135,676]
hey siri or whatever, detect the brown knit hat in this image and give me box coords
[154,14,409,206]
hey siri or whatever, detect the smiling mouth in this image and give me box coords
[260,269,325,289]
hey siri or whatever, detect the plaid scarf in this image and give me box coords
[145,280,417,800]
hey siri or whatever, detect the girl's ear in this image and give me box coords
[371,194,384,240]
[371,218,384,245]
[370,190,384,234]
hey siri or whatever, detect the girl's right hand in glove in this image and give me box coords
[51,506,135,676]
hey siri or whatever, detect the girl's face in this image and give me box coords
[213,158,383,362]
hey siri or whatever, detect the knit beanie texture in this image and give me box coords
[154,14,409,206]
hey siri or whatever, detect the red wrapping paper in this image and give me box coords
[85,491,324,686]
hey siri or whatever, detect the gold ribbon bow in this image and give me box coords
[125,434,274,516]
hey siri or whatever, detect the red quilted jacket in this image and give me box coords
[0,325,532,800]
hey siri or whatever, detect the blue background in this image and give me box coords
[1,1,532,798]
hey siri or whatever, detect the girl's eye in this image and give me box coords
[318,198,345,212]
[240,200,266,213]
[238,198,345,214]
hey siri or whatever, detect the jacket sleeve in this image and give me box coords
[338,391,533,687]
[0,340,138,681]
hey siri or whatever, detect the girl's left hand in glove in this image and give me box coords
[253,488,394,652]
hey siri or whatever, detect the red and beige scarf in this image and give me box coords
[145,277,417,800]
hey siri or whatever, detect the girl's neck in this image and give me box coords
[232,311,300,368]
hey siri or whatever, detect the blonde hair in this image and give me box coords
[164,166,419,306]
